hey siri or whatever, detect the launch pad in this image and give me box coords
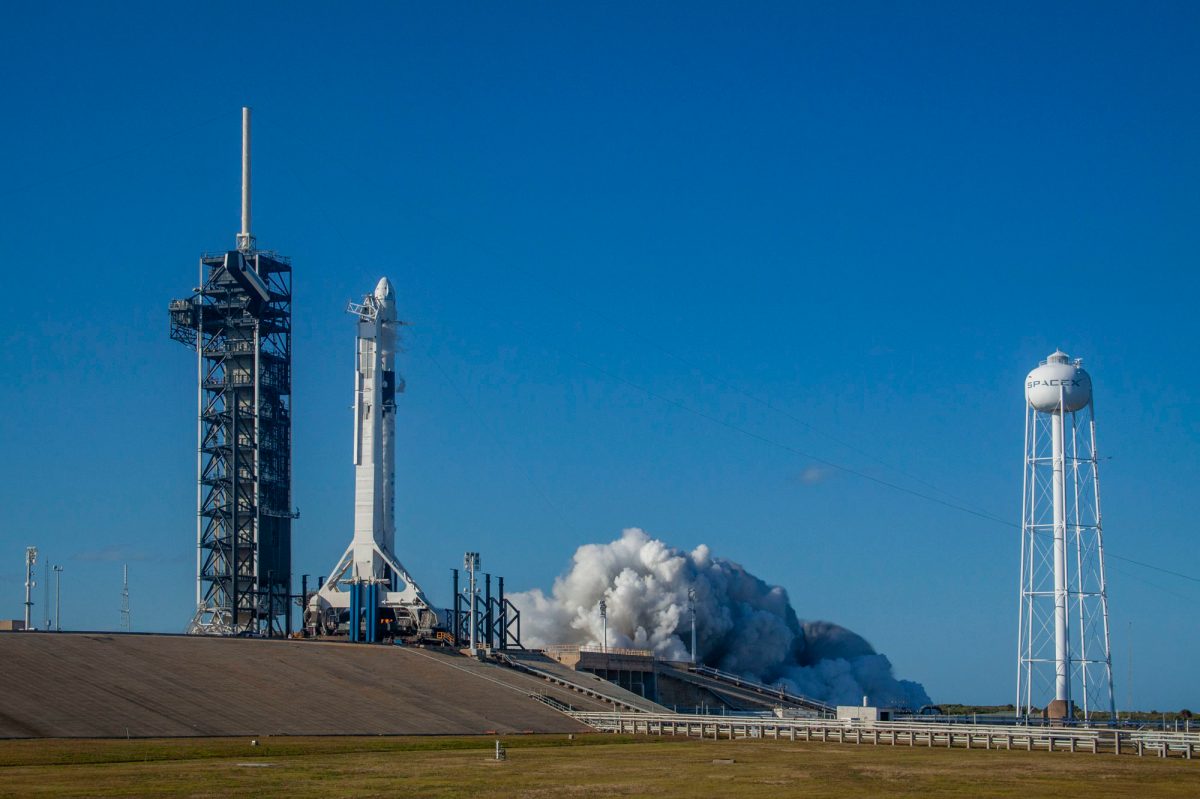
[164,108,524,647]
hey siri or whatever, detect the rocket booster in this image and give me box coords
[307,277,437,641]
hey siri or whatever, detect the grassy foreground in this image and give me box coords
[0,733,1196,798]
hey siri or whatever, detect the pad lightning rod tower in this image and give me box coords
[1017,350,1115,723]
[465,552,480,650]
[169,107,295,636]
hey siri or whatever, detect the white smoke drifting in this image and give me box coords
[510,528,930,708]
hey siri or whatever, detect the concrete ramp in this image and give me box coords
[397,647,620,712]
[0,633,589,738]
[500,651,670,713]
[658,664,831,715]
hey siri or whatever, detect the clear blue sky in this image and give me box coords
[1,2,1197,709]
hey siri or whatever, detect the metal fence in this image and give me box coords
[570,711,1200,759]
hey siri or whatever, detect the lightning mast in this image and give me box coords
[169,107,295,636]
[466,553,480,650]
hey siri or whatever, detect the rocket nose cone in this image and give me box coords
[374,277,395,304]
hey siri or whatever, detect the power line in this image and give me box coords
[1108,562,1199,604]
[558,341,1013,527]
[514,272,974,507]
[498,316,1200,586]
[1106,554,1200,585]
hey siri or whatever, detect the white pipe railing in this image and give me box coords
[568,711,1199,759]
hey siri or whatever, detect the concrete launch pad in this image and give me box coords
[0,633,589,738]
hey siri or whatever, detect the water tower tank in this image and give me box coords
[1025,350,1092,413]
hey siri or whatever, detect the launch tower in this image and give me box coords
[169,108,295,635]
[1017,350,1115,722]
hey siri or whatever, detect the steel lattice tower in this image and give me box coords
[169,108,294,636]
[1017,350,1115,723]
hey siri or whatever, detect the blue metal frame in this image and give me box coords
[347,582,381,644]
[348,583,361,643]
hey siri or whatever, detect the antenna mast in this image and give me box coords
[121,564,131,632]
[23,547,37,630]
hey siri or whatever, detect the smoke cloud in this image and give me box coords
[510,528,930,708]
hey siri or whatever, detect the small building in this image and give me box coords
[837,705,898,722]
[0,620,26,631]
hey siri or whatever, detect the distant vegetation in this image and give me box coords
[937,704,1195,724]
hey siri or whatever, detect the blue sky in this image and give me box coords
[1,2,1197,709]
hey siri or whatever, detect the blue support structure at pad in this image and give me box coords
[346,582,383,644]
[366,583,379,643]
[348,583,360,643]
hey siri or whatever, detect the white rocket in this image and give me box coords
[352,276,400,578]
[307,278,439,640]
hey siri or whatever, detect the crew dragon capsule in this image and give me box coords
[306,278,440,642]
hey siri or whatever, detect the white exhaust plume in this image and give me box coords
[510,528,930,708]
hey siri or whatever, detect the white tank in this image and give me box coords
[1025,350,1092,413]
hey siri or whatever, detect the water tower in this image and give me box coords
[1017,350,1115,723]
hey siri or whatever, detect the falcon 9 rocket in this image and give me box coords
[306,278,440,642]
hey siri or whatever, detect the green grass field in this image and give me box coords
[0,734,1196,798]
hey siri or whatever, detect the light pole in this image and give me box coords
[42,561,50,629]
[599,598,607,654]
[688,587,697,665]
[53,565,63,632]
